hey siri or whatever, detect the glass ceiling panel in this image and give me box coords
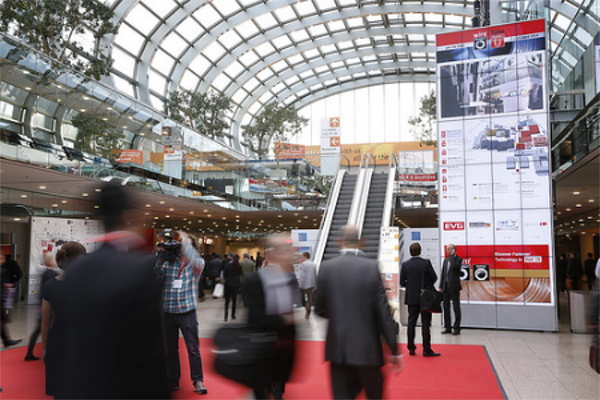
[162,31,189,58]
[195,5,222,29]
[142,0,177,18]
[114,23,146,55]
[125,4,160,35]
[274,6,296,22]
[176,16,203,36]
[212,0,242,16]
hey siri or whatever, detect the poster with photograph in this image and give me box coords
[437,19,554,312]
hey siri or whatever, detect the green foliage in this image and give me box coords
[241,102,309,159]
[0,0,117,80]
[163,89,232,139]
[408,90,437,147]
[71,113,125,160]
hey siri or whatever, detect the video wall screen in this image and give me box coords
[436,19,554,306]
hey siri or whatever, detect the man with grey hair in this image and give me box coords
[240,252,254,277]
[316,225,401,399]
[439,243,463,335]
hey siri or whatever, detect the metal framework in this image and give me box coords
[64,0,600,149]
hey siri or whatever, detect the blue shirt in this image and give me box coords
[156,241,204,314]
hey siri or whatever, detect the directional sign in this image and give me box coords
[330,137,340,147]
[329,117,340,128]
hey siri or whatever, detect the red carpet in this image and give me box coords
[1,340,504,399]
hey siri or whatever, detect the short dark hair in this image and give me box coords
[302,252,310,259]
[98,182,132,232]
[588,253,594,258]
[409,242,421,256]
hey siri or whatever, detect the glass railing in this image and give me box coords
[0,33,333,211]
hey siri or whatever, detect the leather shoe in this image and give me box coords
[4,339,22,347]
[423,350,441,357]
[409,350,416,356]
[24,354,40,361]
[452,330,461,336]
[442,329,452,334]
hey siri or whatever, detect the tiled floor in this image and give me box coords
[2,291,599,399]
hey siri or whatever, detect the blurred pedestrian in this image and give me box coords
[557,254,568,293]
[255,252,264,270]
[60,182,170,399]
[244,236,298,399]
[207,253,222,289]
[585,253,596,290]
[568,252,583,290]
[400,242,440,357]
[223,255,243,321]
[298,252,317,319]
[156,230,207,394]
[241,253,254,277]
[25,253,60,361]
[41,242,85,396]
[316,226,401,399]
[1,253,22,348]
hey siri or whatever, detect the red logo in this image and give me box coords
[441,140,446,147]
[441,149,447,156]
[442,169,447,174]
[441,131,446,138]
[442,176,447,183]
[442,159,447,165]
[540,222,547,226]
[444,222,465,231]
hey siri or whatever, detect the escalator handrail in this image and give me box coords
[355,168,374,238]
[358,152,377,170]
[389,152,399,170]
[381,164,397,228]
[313,168,347,269]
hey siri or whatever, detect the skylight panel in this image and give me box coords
[309,24,328,37]
[152,49,176,72]
[354,38,371,47]
[272,82,286,94]
[287,54,303,65]
[111,47,136,76]
[225,61,245,78]
[219,30,243,48]
[362,55,377,63]
[330,60,344,70]
[125,4,159,35]
[112,74,134,97]
[346,57,361,65]
[195,4,222,28]
[304,48,320,59]
[254,13,278,30]
[403,13,422,23]
[274,6,296,22]
[299,70,314,79]
[337,40,354,51]
[255,42,276,57]
[314,65,329,74]
[212,74,231,91]
[294,1,317,17]
[142,0,176,18]
[338,0,354,5]
[290,29,310,43]
[231,91,246,106]
[572,26,592,45]
[236,20,260,38]
[407,34,424,42]
[346,17,364,29]
[114,24,146,55]
[366,15,382,24]
[148,69,167,94]
[424,13,443,24]
[212,0,241,16]
[243,77,260,91]
[180,70,200,90]
[315,0,337,12]
[162,31,189,58]
[296,88,309,97]
[248,102,262,115]
[309,83,322,92]
[176,17,203,37]
[271,60,287,72]
[285,76,300,86]
[188,54,212,75]
[327,20,346,32]
[205,42,227,62]
[353,72,366,78]
[272,35,293,49]
[256,68,274,81]
[445,14,463,25]
[324,78,337,86]
[239,51,259,66]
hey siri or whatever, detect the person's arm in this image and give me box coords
[179,233,204,276]
[400,263,407,288]
[427,260,437,286]
[41,299,52,358]
[314,265,328,318]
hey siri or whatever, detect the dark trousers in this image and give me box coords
[571,278,580,290]
[224,286,238,319]
[26,316,42,355]
[442,289,461,332]
[164,311,204,385]
[407,305,432,353]
[330,363,384,400]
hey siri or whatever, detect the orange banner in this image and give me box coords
[116,149,144,165]
[275,143,306,160]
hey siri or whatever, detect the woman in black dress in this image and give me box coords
[223,255,243,321]
[41,242,86,397]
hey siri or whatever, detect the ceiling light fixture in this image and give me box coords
[573,191,580,195]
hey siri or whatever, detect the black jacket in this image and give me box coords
[223,263,243,288]
[400,256,438,306]
[315,251,398,367]
[207,256,223,278]
[439,254,463,293]
[60,244,169,399]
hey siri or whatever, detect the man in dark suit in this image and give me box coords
[60,182,170,399]
[440,244,463,335]
[400,242,440,357]
[316,225,401,399]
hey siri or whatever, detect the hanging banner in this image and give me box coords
[437,19,556,330]
[320,117,341,176]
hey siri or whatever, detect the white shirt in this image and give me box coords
[298,259,317,290]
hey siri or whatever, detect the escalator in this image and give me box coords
[360,173,389,259]
[321,174,357,261]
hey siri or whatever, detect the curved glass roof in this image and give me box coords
[99,0,599,148]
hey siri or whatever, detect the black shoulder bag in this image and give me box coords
[420,266,442,313]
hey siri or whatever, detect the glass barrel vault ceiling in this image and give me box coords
[98,0,599,147]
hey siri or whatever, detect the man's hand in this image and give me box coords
[438,288,443,293]
[178,231,190,244]
[389,354,403,373]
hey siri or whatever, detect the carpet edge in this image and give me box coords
[483,345,508,400]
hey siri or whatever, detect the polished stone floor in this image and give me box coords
[2,291,599,399]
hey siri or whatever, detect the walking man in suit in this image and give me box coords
[316,225,401,399]
[400,242,440,357]
[440,244,463,335]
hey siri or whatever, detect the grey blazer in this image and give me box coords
[315,251,399,367]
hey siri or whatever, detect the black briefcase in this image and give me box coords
[420,287,442,313]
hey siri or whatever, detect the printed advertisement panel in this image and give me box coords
[437,19,554,314]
